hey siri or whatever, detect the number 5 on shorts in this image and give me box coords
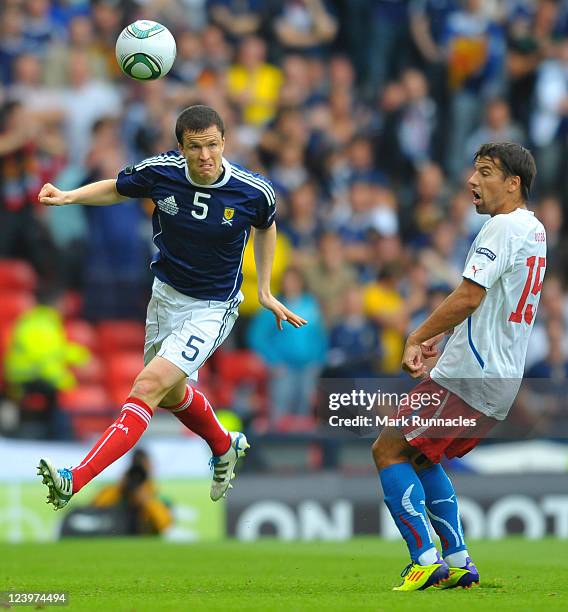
[182,334,205,362]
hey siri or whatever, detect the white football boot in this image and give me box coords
[37,458,73,510]
[209,432,249,501]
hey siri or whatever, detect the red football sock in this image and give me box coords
[169,386,231,456]
[71,397,152,494]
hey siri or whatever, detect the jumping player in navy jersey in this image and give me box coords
[36,105,307,509]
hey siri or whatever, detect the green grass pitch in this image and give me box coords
[2,538,566,611]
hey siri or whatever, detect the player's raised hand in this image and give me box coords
[38,183,68,206]
[402,340,427,378]
[259,293,308,331]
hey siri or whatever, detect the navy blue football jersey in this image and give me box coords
[116,151,276,301]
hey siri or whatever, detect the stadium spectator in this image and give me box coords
[273,0,337,58]
[269,143,309,196]
[325,285,381,378]
[259,106,310,167]
[334,0,371,87]
[409,0,459,74]
[302,231,358,328]
[397,67,438,172]
[333,179,398,270]
[201,24,233,73]
[278,54,317,107]
[168,29,206,87]
[43,14,109,87]
[343,135,385,189]
[465,97,526,175]
[402,162,450,245]
[530,37,568,193]
[521,317,568,436]
[365,0,412,98]
[328,54,356,94]
[3,291,90,440]
[421,220,463,289]
[504,2,541,129]
[57,50,122,163]
[363,263,407,374]
[140,0,208,32]
[208,0,264,41]
[23,0,61,53]
[527,318,568,379]
[442,0,507,179]
[80,118,151,321]
[365,231,405,283]
[248,266,327,421]
[279,184,320,266]
[90,0,125,79]
[409,283,452,331]
[228,35,283,127]
[123,79,179,160]
[537,195,567,275]
[0,100,60,288]
[526,274,568,371]
[0,6,32,85]
[91,449,173,535]
[8,53,62,113]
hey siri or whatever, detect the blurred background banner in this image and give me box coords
[226,474,568,540]
[0,478,221,543]
[1,0,568,543]
[0,438,217,542]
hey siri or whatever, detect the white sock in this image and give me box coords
[418,547,439,566]
[444,550,469,568]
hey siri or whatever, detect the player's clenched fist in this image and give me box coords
[38,183,69,206]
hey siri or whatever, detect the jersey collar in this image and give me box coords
[184,157,232,188]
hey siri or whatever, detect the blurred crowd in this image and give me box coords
[1,0,568,438]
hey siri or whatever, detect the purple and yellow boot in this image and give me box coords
[435,557,479,589]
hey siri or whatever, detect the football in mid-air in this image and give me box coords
[115,20,176,81]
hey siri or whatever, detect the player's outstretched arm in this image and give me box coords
[253,224,308,331]
[38,179,129,207]
[402,279,486,378]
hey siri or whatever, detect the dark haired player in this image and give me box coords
[37,105,307,508]
[372,143,546,591]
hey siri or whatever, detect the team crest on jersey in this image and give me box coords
[157,195,179,215]
[222,207,235,226]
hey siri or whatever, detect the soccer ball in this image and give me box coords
[115,20,176,81]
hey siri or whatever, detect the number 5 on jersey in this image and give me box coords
[509,256,546,325]
[192,192,210,220]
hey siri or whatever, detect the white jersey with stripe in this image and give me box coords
[431,208,547,420]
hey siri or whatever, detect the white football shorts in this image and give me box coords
[143,278,242,380]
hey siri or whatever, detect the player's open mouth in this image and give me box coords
[472,189,481,205]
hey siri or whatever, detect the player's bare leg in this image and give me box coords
[372,427,449,591]
[160,379,249,501]
[39,357,186,509]
[159,379,188,407]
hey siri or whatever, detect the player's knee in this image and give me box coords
[159,383,190,410]
[372,436,390,470]
[412,453,433,471]
[371,435,405,471]
[131,371,170,405]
